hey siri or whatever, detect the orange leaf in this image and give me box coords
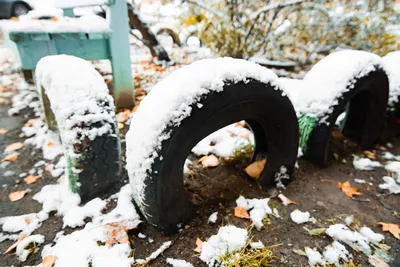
[4,234,26,254]
[24,217,31,225]
[25,120,33,127]
[194,238,203,253]
[199,154,220,168]
[331,130,344,140]
[5,142,24,152]
[9,190,28,201]
[47,141,54,147]
[24,175,41,184]
[0,128,8,134]
[278,194,296,205]
[378,222,400,240]
[368,255,389,267]
[1,152,19,162]
[364,150,376,160]
[234,206,250,219]
[42,255,57,267]
[105,220,139,246]
[10,17,18,21]
[245,159,266,179]
[51,17,58,22]
[338,181,361,198]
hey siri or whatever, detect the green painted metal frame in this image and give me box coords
[4,0,135,109]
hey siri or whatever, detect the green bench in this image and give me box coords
[2,0,134,109]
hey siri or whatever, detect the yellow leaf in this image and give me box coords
[245,159,266,179]
[198,154,220,168]
[4,234,26,254]
[234,206,250,219]
[42,255,57,267]
[24,175,41,184]
[118,122,124,130]
[194,238,203,253]
[9,190,28,201]
[5,142,24,152]
[1,152,19,162]
[338,181,361,198]
[378,222,400,240]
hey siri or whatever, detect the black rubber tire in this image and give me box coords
[12,3,30,17]
[305,69,389,167]
[139,80,299,233]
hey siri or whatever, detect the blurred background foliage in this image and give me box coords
[178,0,400,65]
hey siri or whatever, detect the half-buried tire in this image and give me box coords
[36,55,121,202]
[294,50,389,167]
[126,58,299,233]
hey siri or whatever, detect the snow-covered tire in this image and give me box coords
[304,69,389,166]
[36,55,121,201]
[126,58,299,232]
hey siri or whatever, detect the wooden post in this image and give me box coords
[38,84,57,131]
[108,0,135,109]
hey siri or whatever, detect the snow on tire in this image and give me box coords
[36,55,121,201]
[126,58,299,232]
[283,50,389,167]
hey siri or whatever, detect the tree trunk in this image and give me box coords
[127,3,171,62]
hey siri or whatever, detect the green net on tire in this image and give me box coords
[298,114,317,153]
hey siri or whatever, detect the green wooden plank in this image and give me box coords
[9,32,51,42]
[63,8,75,17]
[108,0,135,109]
[88,32,112,40]
[51,32,88,40]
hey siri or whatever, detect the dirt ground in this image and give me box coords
[0,91,399,267]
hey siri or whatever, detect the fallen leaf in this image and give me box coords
[24,175,41,184]
[234,206,250,219]
[368,255,389,267]
[5,142,24,152]
[194,238,203,253]
[338,181,361,198]
[105,219,140,246]
[364,150,376,160]
[24,217,31,225]
[47,141,54,147]
[293,249,307,256]
[42,255,57,267]
[0,128,7,134]
[378,222,400,239]
[25,120,33,127]
[45,164,53,172]
[198,154,220,168]
[4,234,26,254]
[331,130,344,140]
[245,159,266,179]
[309,228,327,236]
[10,17,18,21]
[118,122,124,130]
[51,17,58,22]
[9,190,28,201]
[1,152,19,162]
[278,194,296,205]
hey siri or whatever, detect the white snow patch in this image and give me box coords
[290,210,310,224]
[383,51,400,109]
[353,157,382,170]
[355,179,366,184]
[326,224,376,255]
[126,57,280,210]
[360,227,385,244]
[136,241,172,264]
[16,234,45,262]
[250,241,265,249]
[379,176,400,194]
[208,212,218,224]
[305,247,325,267]
[322,241,349,265]
[200,225,248,267]
[166,258,194,267]
[236,196,277,230]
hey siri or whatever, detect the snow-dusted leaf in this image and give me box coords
[199,154,220,168]
[1,152,19,162]
[378,222,400,240]
[245,159,266,179]
[24,175,41,185]
[8,190,28,201]
[42,255,57,267]
[4,234,26,254]
[194,238,203,253]
[338,181,361,198]
[4,142,24,152]
[368,255,389,267]
[234,206,250,219]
